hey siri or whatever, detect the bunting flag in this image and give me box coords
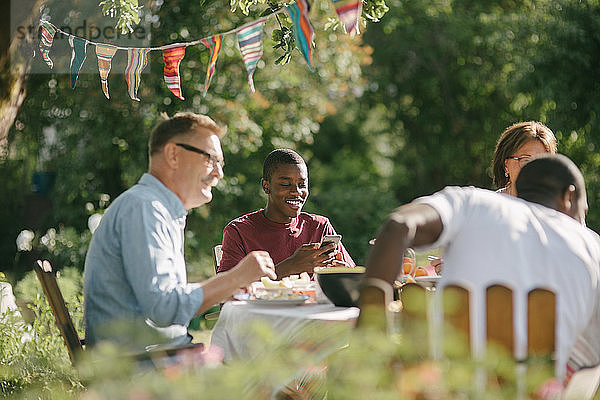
[39,21,57,69]
[125,48,150,101]
[162,46,186,100]
[285,0,315,71]
[95,45,118,99]
[331,0,361,36]
[36,2,323,101]
[200,35,223,96]
[237,19,266,93]
[68,36,88,89]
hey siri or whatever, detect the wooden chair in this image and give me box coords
[34,260,203,366]
[397,281,599,398]
[212,244,223,274]
[34,259,83,364]
[442,284,600,397]
[203,244,223,321]
[440,284,555,362]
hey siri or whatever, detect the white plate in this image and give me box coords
[414,276,441,288]
[233,293,309,306]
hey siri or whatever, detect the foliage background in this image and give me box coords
[2,0,600,397]
[2,0,600,284]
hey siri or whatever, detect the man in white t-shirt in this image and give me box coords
[359,154,600,382]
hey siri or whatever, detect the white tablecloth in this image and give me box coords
[210,301,359,363]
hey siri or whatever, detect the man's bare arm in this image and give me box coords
[365,203,443,285]
[358,203,442,328]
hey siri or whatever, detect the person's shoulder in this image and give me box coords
[298,212,330,225]
[114,184,156,209]
[445,185,500,197]
[419,185,505,204]
[450,186,523,204]
[226,210,263,228]
[109,179,177,220]
[416,186,525,221]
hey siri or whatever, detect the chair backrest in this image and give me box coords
[399,283,600,397]
[34,260,83,364]
[442,284,555,360]
[212,244,223,274]
[400,283,556,362]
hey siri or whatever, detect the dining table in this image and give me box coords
[209,298,360,397]
[210,299,360,363]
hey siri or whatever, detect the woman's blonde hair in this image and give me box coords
[491,121,557,189]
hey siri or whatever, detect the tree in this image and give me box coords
[2,0,382,275]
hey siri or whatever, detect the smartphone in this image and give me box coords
[321,235,342,254]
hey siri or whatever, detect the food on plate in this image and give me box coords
[261,276,292,289]
[414,267,428,277]
[289,272,311,286]
[235,291,308,301]
[260,272,311,289]
[313,266,366,274]
[255,291,307,300]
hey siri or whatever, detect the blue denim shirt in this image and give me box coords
[84,173,204,350]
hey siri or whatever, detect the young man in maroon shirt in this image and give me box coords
[218,149,355,278]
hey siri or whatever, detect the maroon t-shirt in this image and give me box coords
[218,209,355,273]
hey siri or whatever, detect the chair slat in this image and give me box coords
[442,285,470,358]
[486,285,514,356]
[34,260,83,364]
[400,283,428,317]
[399,283,429,359]
[527,288,555,358]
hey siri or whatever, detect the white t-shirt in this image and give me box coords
[415,186,600,379]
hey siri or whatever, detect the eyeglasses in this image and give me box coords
[505,155,531,167]
[175,143,225,169]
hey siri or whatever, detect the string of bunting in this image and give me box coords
[36,0,361,101]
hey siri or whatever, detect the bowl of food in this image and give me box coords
[314,266,366,307]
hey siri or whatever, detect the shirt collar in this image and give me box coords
[258,209,299,230]
[139,173,187,219]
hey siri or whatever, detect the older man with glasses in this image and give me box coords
[84,112,276,351]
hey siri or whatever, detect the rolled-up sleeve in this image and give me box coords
[119,199,204,327]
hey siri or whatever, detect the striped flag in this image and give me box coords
[237,19,266,93]
[95,45,118,99]
[39,21,57,69]
[68,36,88,89]
[201,35,223,96]
[125,48,150,101]
[162,46,186,100]
[331,0,361,36]
[285,0,315,71]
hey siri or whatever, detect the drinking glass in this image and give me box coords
[400,247,416,281]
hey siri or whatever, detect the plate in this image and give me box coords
[233,293,309,306]
[414,276,441,288]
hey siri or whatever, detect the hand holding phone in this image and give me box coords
[321,234,342,255]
